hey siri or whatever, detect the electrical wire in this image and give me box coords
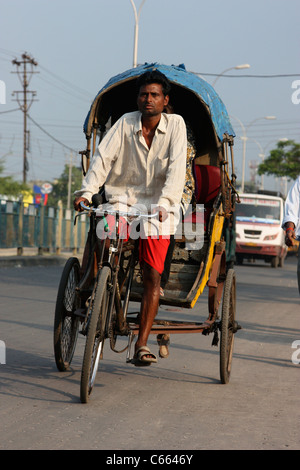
[0,108,20,114]
[36,74,89,103]
[38,64,92,98]
[27,114,78,153]
[191,71,300,78]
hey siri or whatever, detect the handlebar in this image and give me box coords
[79,201,159,219]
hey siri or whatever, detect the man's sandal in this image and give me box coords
[156,334,170,358]
[132,346,157,367]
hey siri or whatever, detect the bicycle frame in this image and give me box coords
[77,202,159,341]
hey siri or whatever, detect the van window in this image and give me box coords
[236,198,281,223]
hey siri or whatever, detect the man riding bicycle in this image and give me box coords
[74,70,187,366]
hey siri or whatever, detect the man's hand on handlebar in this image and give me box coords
[73,198,168,221]
[153,206,168,222]
[73,197,90,212]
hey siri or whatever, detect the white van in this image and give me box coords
[235,192,287,267]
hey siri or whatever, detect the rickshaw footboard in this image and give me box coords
[128,317,217,335]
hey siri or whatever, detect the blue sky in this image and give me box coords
[0,0,299,193]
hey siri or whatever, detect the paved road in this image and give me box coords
[0,255,299,451]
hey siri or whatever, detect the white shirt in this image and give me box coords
[282,175,300,240]
[75,111,187,235]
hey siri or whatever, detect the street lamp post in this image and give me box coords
[129,0,147,68]
[249,138,265,190]
[231,115,276,192]
[212,64,250,87]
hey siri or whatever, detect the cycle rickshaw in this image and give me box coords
[53,63,240,403]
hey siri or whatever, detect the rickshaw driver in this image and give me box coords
[73,70,187,366]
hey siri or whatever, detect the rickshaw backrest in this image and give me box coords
[193,164,221,206]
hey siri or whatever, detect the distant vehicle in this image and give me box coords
[235,191,287,267]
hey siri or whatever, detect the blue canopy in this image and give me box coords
[83,63,235,142]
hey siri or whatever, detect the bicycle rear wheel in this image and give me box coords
[53,257,80,371]
[80,266,111,403]
[220,269,236,384]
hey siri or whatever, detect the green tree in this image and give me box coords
[48,164,83,207]
[0,159,31,198]
[257,140,300,180]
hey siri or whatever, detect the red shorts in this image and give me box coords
[139,237,170,275]
[98,215,170,274]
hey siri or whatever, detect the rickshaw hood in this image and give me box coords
[83,63,235,142]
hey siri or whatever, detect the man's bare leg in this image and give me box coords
[135,262,161,359]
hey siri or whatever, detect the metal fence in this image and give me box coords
[0,199,88,254]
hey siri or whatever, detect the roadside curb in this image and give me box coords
[0,255,69,268]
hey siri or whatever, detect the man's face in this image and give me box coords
[137,83,169,117]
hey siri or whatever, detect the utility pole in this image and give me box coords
[12,53,38,183]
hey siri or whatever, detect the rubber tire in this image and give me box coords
[220,269,236,384]
[80,267,111,403]
[271,256,279,268]
[54,257,80,371]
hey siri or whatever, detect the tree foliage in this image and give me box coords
[257,140,300,180]
[0,159,31,197]
[47,164,83,207]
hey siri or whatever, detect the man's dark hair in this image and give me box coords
[136,70,171,97]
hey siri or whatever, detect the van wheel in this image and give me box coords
[279,256,284,268]
[271,256,279,268]
[236,254,243,265]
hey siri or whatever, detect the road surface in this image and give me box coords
[0,255,299,451]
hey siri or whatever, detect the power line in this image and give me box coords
[36,74,89,103]
[27,114,77,153]
[0,108,20,114]
[192,71,300,79]
[38,64,92,98]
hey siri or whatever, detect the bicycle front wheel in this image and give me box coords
[80,266,111,403]
[53,257,80,371]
